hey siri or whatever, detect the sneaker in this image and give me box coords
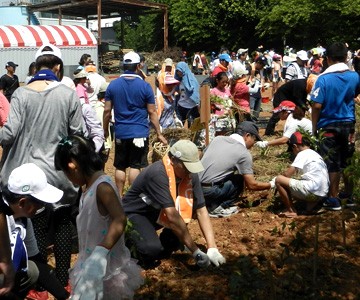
[322,197,341,211]
[345,197,356,207]
[209,205,239,218]
[26,290,49,300]
[338,192,356,207]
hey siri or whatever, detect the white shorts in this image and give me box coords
[289,179,319,202]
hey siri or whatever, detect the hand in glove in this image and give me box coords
[264,83,271,89]
[192,248,210,268]
[72,246,109,300]
[207,248,226,267]
[133,138,146,148]
[255,141,269,148]
[269,176,277,189]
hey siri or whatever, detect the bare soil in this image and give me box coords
[40,82,360,299]
[104,100,360,300]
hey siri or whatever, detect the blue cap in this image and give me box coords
[219,53,232,63]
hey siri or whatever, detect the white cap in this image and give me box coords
[73,69,88,79]
[232,62,248,78]
[296,50,308,61]
[8,163,63,203]
[123,51,140,64]
[35,44,62,60]
[237,48,248,55]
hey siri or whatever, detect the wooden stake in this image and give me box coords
[200,85,211,146]
[312,220,319,286]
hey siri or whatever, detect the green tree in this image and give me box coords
[113,13,163,51]
[256,0,360,49]
[113,0,360,53]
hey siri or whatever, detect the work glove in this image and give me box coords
[269,176,277,189]
[207,248,226,267]
[133,137,146,148]
[255,141,269,148]
[264,83,271,89]
[71,246,109,300]
[192,248,211,268]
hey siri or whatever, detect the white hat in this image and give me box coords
[283,53,297,62]
[8,163,63,203]
[232,62,248,78]
[35,44,62,60]
[296,50,308,61]
[123,51,140,64]
[73,69,88,79]
[164,58,173,67]
[237,48,248,55]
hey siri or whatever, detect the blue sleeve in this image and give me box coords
[144,82,155,105]
[310,76,325,104]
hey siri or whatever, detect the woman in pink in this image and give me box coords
[230,64,259,119]
[210,72,232,116]
[73,69,90,104]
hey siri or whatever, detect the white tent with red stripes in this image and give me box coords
[0,25,98,82]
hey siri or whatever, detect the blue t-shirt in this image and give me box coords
[310,70,360,128]
[105,75,155,139]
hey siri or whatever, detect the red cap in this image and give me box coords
[273,100,296,113]
[289,131,303,145]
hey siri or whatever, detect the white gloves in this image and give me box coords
[255,141,269,148]
[207,248,226,267]
[264,83,271,89]
[72,246,109,300]
[192,248,210,268]
[133,137,146,148]
[269,176,277,189]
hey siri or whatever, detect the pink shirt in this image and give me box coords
[75,84,89,104]
[210,87,231,116]
[210,86,231,99]
[231,82,250,113]
[0,93,10,126]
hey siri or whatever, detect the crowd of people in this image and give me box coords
[0,41,359,299]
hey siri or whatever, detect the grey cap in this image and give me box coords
[236,121,262,141]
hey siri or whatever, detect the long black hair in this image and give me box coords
[54,134,103,177]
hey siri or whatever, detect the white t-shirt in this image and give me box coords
[87,72,106,106]
[291,148,329,196]
[283,114,312,138]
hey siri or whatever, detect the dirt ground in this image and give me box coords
[101,98,360,300]
[25,81,358,299]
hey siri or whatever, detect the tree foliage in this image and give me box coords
[256,0,360,49]
[114,0,360,53]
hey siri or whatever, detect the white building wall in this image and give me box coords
[0,46,98,82]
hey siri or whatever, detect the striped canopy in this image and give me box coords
[0,25,97,48]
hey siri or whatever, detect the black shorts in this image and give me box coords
[114,138,149,170]
[318,122,355,173]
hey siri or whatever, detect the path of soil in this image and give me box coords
[104,94,360,300]
[18,79,357,300]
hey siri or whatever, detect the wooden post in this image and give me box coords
[163,8,168,51]
[97,0,102,46]
[58,7,62,25]
[200,85,211,146]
